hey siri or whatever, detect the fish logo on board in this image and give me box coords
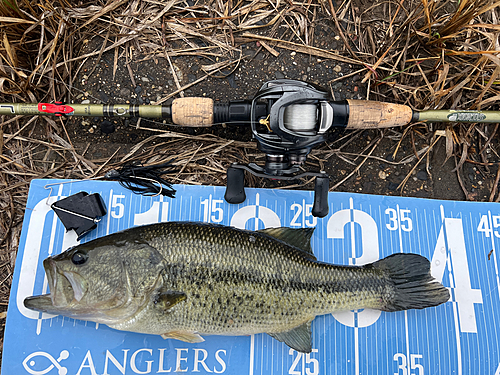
[23,350,69,375]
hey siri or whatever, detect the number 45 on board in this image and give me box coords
[477,214,500,238]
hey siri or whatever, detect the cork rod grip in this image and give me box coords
[171,97,214,126]
[346,100,413,129]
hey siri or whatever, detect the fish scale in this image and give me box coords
[24,221,450,353]
[124,223,407,331]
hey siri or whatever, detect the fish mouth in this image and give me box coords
[24,294,56,313]
[24,257,130,322]
[24,258,88,314]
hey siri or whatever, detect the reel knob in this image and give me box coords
[224,165,246,204]
[312,173,329,218]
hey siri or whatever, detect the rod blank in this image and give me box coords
[416,110,500,123]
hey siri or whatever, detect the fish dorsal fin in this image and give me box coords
[258,227,316,260]
[267,320,313,353]
[154,289,187,311]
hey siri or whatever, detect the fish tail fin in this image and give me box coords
[369,253,450,312]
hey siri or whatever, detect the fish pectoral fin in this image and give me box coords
[161,330,205,343]
[267,320,313,353]
[154,290,187,311]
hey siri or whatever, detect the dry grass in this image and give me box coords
[0,0,500,354]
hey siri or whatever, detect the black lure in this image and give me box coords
[51,192,107,240]
[104,161,177,197]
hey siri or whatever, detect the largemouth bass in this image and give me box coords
[25,222,449,353]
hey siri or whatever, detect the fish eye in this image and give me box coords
[71,251,88,265]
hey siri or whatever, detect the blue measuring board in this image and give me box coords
[2,179,499,375]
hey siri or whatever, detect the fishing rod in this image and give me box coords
[2,79,499,217]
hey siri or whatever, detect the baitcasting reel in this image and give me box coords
[223,80,346,218]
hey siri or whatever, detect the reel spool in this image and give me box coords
[283,104,318,134]
[224,80,336,218]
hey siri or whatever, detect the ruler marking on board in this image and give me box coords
[260,334,264,375]
[396,204,411,368]
[178,193,183,223]
[467,212,482,374]
[413,208,420,360]
[349,198,360,375]
[487,211,500,299]
[37,183,64,335]
[377,204,384,375]
[423,209,433,369]
[450,213,463,375]
[101,188,117,332]
[441,207,462,375]
[106,189,113,235]
[487,211,500,373]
